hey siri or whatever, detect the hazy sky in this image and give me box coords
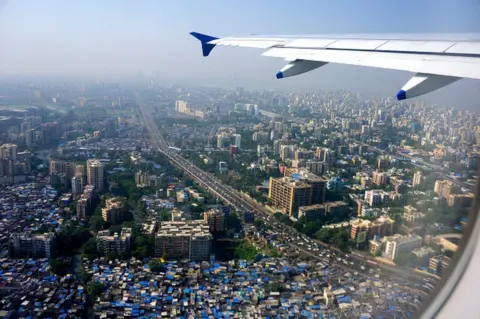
[0,0,479,108]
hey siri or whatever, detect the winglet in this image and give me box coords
[396,90,407,101]
[190,32,219,57]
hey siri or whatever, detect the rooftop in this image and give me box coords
[156,220,212,238]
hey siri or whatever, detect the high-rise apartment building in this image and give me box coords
[76,185,95,220]
[155,221,212,260]
[434,180,454,199]
[429,255,451,275]
[284,168,326,204]
[71,175,83,195]
[75,164,85,177]
[372,170,389,186]
[280,144,297,160]
[87,158,104,191]
[412,171,423,187]
[274,121,284,133]
[175,100,189,113]
[101,197,126,224]
[0,144,17,160]
[350,216,394,243]
[323,149,337,166]
[365,190,390,206]
[273,140,286,155]
[49,159,75,178]
[0,144,31,176]
[294,149,315,161]
[361,125,370,135]
[76,198,89,220]
[217,134,226,149]
[203,209,225,233]
[232,134,241,149]
[135,171,163,188]
[384,234,423,261]
[305,160,325,175]
[377,155,389,169]
[11,232,56,259]
[96,228,132,256]
[403,205,425,224]
[315,147,326,160]
[252,132,270,144]
[104,118,117,138]
[298,201,349,220]
[268,177,313,217]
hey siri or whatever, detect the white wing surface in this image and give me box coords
[191,32,480,100]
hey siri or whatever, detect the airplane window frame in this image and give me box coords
[416,171,480,318]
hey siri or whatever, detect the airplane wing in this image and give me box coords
[190,32,480,100]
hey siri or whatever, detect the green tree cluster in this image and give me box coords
[131,227,154,259]
[315,227,354,252]
[225,214,242,232]
[234,241,258,261]
[55,224,91,257]
[81,237,99,260]
[87,282,106,300]
[149,259,166,273]
[274,213,293,226]
[293,207,353,238]
[49,258,71,276]
[253,219,265,230]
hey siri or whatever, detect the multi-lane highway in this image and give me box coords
[137,94,434,291]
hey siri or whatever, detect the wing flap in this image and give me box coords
[262,48,480,79]
[326,39,388,50]
[211,37,285,49]
[446,42,480,55]
[376,40,456,53]
[285,38,337,48]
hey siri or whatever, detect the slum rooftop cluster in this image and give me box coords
[0,183,63,252]
[0,258,86,319]
[86,257,420,318]
[62,136,144,153]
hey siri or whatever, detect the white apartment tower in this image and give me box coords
[87,158,104,192]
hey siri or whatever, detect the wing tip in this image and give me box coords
[396,90,407,101]
[190,32,219,57]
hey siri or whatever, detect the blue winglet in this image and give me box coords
[190,32,219,57]
[396,89,407,101]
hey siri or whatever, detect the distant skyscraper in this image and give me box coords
[270,130,279,141]
[413,171,423,187]
[232,134,241,149]
[252,132,269,144]
[274,121,284,133]
[75,164,85,179]
[217,134,225,149]
[104,118,117,138]
[0,144,17,161]
[49,159,75,178]
[72,175,83,195]
[361,125,370,135]
[87,159,104,192]
[175,100,189,112]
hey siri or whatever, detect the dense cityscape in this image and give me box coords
[0,79,477,319]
